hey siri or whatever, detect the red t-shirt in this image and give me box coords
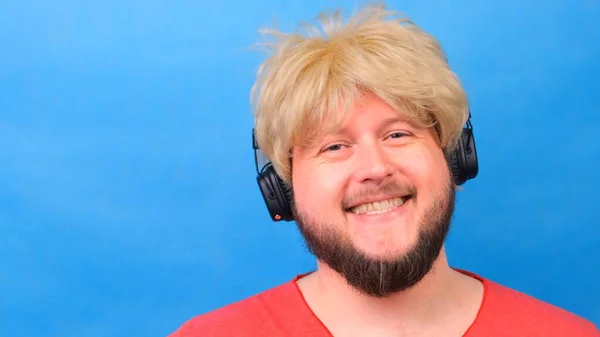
[168,271,599,336]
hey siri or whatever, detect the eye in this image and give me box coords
[387,131,409,139]
[322,143,344,152]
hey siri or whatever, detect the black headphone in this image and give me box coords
[252,114,478,222]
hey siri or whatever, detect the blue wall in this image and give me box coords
[1,1,598,336]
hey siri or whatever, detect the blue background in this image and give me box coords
[1,1,599,336]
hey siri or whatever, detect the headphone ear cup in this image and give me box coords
[449,143,464,185]
[460,127,479,182]
[450,127,479,186]
[277,175,294,207]
[256,164,294,221]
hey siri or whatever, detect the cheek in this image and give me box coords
[293,165,347,216]
[399,149,448,190]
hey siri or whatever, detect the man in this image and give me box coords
[169,5,599,336]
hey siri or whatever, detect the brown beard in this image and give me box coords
[292,174,455,298]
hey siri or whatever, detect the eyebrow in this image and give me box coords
[379,116,408,129]
[318,115,410,142]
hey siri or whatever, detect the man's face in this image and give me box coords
[290,93,456,297]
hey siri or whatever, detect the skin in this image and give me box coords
[291,93,484,336]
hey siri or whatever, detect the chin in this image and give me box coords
[351,235,418,262]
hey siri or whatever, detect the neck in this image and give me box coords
[297,248,483,336]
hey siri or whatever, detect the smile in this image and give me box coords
[348,196,411,215]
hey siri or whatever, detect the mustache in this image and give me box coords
[341,181,417,210]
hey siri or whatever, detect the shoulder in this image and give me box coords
[167,279,305,337]
[473,276,599,336]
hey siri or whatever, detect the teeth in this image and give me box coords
[350,197,405,215]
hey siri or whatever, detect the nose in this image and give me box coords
[352,142,393,184]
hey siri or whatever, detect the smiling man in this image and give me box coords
[169,5,599,337]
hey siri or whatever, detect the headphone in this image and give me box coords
[252,114,478,222]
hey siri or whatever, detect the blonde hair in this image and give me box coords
[251,4,469,184]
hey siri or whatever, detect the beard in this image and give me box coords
[292,175,456,298]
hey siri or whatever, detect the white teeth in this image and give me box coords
[349,197,406,215]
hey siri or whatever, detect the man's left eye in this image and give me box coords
[388,132,408,139]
